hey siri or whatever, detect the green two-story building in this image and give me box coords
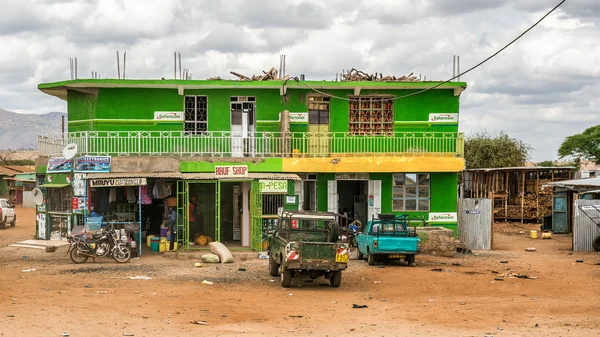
[36,78,466,250]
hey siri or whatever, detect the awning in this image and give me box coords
[84,172,301,181]
[39,183,70,188]
[543,177,600,189]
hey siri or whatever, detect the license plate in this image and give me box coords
[388,254,405,259]
[335,254,349,263]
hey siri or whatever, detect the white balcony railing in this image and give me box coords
[38,131,464,158]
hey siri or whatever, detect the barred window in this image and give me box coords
[184,96,208,135]
[348,96,394,135]
[392,173,430,211]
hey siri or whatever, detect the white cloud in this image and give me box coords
[0,0,598,162]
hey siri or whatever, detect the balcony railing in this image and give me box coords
[38,131,464,158]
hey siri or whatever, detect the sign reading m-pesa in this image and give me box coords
[428,113,458,123]
[428,212,458,222]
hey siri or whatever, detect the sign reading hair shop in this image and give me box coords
[428,113,458,123]
[428,212,458,223]
[47,157,73,173]
[90,178,147,187]
[74,156,111,173]
[154,111,184,121]
[215,165,248,178]
[259,180,288,193]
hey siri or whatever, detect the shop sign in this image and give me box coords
[47,157,73,173]
[154,111,184,121]
[428,212,458,222]
[288,112,308,123]
[215,165,248,178]
[73,174,86,196]
[71,197,86,212]
[74,156,111,173]
[90,178,147,187]
[37,213,46,239]
[428,113,458,123]
[259,180,288,193]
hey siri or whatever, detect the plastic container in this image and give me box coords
[147,235,155,248]
[160,227,168,237]
[530,230,538,239]
[541,232,552,239]
[151,237,160,252]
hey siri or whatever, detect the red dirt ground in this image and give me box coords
[0,208,599,336]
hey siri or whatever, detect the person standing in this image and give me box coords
[167,207,182,251]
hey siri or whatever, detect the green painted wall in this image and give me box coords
[66,87,459,134]
[180,159,282,173]
[0,178,7,197]
[317,173,335,211]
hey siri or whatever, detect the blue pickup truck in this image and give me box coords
[356,214,421,266]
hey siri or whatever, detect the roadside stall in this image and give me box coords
[37,157,74,241]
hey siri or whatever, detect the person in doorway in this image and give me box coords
[89,206,100,218]
[167,207,182,250]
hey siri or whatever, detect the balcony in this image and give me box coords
[38,131,464,158]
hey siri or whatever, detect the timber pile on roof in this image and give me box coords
[229,67,289,81]
[341,68,420,82]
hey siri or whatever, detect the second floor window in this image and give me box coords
[349,96,394,135]
[184,96,208,135]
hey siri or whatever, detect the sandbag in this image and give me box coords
[201,253,220,263]
[209,242,234,264]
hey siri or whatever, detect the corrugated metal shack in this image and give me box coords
[544,177,600,234]
[463,167,575,223]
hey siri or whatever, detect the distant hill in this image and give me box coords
[0,109,67,150]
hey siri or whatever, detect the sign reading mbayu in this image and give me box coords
[154,111,184,121]
[428,212,458,222]
[428,113,458,123]
[90,178,147,187]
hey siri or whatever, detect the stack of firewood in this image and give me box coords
[495,183,554,219]
[341,68,420,82]
[229,67,290,81]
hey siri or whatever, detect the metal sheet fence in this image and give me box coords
[573,199,600,252]
[458,198,492,250]
[38,131,464,158]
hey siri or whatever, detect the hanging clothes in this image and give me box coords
[127,187,137,203]
[109,188,117,203]
[140,185,152,205]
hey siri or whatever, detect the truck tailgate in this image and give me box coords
[298,242,337,261]
[376,236,420,253]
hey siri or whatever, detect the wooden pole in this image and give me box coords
[521,170,525,223]
[505,171,508,220]
[536,170,540,219]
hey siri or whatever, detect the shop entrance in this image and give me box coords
[219,182,243,246]
[336,180,368,226]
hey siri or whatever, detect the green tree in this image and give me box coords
[537,160,554,167]
[464,131,531,169]
[558,125,600,164]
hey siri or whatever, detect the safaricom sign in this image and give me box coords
[428,212,458,223]
[259,180,288,193]
[428,113,458,123]
[154,111,184,121]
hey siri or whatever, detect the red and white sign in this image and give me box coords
[215,165,248,178]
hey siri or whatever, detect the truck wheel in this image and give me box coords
[10,216,16,227]
[280,268,292,288]
[406,254,416,266]
[593,236,600,252]
[330,270,342,288]
[269,255,280,276]
[367,250,375,266]
[0,218,5,230]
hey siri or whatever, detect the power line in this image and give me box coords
[290,0,567,101]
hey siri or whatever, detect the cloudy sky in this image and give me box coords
[0,0,598,161]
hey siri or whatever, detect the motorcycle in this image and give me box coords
[340,220,361,248]
[67,225,132,264]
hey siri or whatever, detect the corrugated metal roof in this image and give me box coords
[84,172,301,181]
[544,177,600,189]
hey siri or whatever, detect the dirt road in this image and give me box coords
[1,208,599,336]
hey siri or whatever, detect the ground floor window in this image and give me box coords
[262,194,284,215]
[392,173,430,211]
